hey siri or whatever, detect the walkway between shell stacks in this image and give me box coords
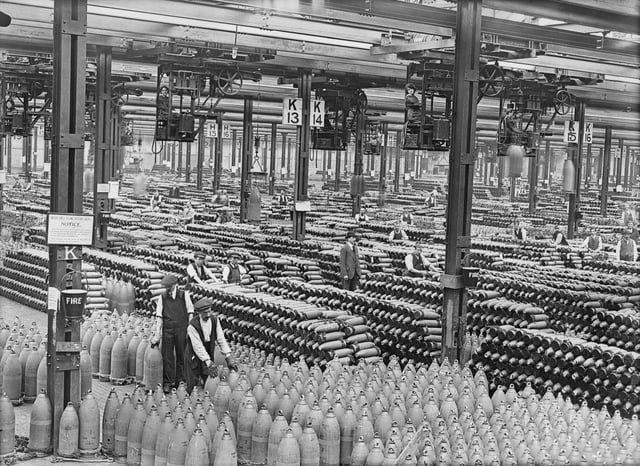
[0,296,137,465]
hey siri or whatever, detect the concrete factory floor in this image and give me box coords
[0,296,136,465]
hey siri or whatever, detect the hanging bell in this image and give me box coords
[562,158,576,193]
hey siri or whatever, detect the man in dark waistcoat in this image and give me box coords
[184,298,238,392]
[152,274,194,393]
[222,252,247,284]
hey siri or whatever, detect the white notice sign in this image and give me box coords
[205,121,217,138]
[283,98,302,125]
[47,214,94,246]
[222,123,231,139]
[311,100,325,128]
[583,121,593,144]
[563,120,579,144]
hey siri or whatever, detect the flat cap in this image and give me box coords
[161,274,178,287]
[194,298,213,313]
[193,251,206,259]
[228,251,242,259]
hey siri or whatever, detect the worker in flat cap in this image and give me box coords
[221,251,248,284]
[186,251,219,286]
[617,229,638,262]
[184,297,238,392]
[152,274,194,393]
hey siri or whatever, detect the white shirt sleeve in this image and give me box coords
[522,228,527,241]
[187,324,212,364]
[616,241,621,260]
[216,318,231,356]
[634,241,638,262]
[405,254,416,273]
[184,290,194,317]
[205,267,219,281]
[186,264,202,284]
[221,265,230,282]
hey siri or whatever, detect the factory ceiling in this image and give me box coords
[0,0,638,147]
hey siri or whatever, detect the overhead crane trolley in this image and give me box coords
[154,63,247,143]
[402,62,453,151]
[476,62,596,157]
[311,86,367,151]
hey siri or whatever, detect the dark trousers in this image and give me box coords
[185,358,207,394]
[162,325,187,388]
[342,276,359,291]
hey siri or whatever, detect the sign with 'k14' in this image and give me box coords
[282,98,325,127]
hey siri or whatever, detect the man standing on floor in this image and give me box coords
[184,298,238,392]
[152,274,194,393]
[340,230,362,291]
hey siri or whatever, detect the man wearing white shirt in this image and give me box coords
[616,229,638,262]
[186,251,219,285]
[581,230,603,253]
[221,252,248,284]
[152,274,194,393]
[184,298,237,392]
[404,242,438,277]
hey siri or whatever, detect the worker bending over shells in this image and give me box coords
[185,298,237,392]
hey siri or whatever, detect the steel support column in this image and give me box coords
[287,137,292,179]
[23,105,32,182]
[196,118,205,189]
[6,136,11,174]
[394,131,401,192]
[601,126,612,217]
[378,122,388,207]
[0,73,4,223]
[624,145,632,189]
[231,129,237,169]
[48,0,87,454]
[239,98,253,223]
[171,142,176,172]
[280,132,287,180]
[292,71,312,241]
[269,122,277,195]
[177,142,183,176]
[335,151,341,192]
[615,139,624,186]
[93,46,112,250]
[442,0,481,363]
[585,143,592,186]
[352,111,365,216]
[33,125,38,172]
[596,147,603,183]
[528,154,538,214]
[567,102,585,239]
[213,115,223,190]
[185,141,191,182]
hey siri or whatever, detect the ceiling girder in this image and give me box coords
[206,0,639,55]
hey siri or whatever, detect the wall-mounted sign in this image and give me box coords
[205,121,218,138]
[47,214,94,246]
[583,121,593,144]
[283,98,302,125]
[563,121,579,144]
[311,100,325,128]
